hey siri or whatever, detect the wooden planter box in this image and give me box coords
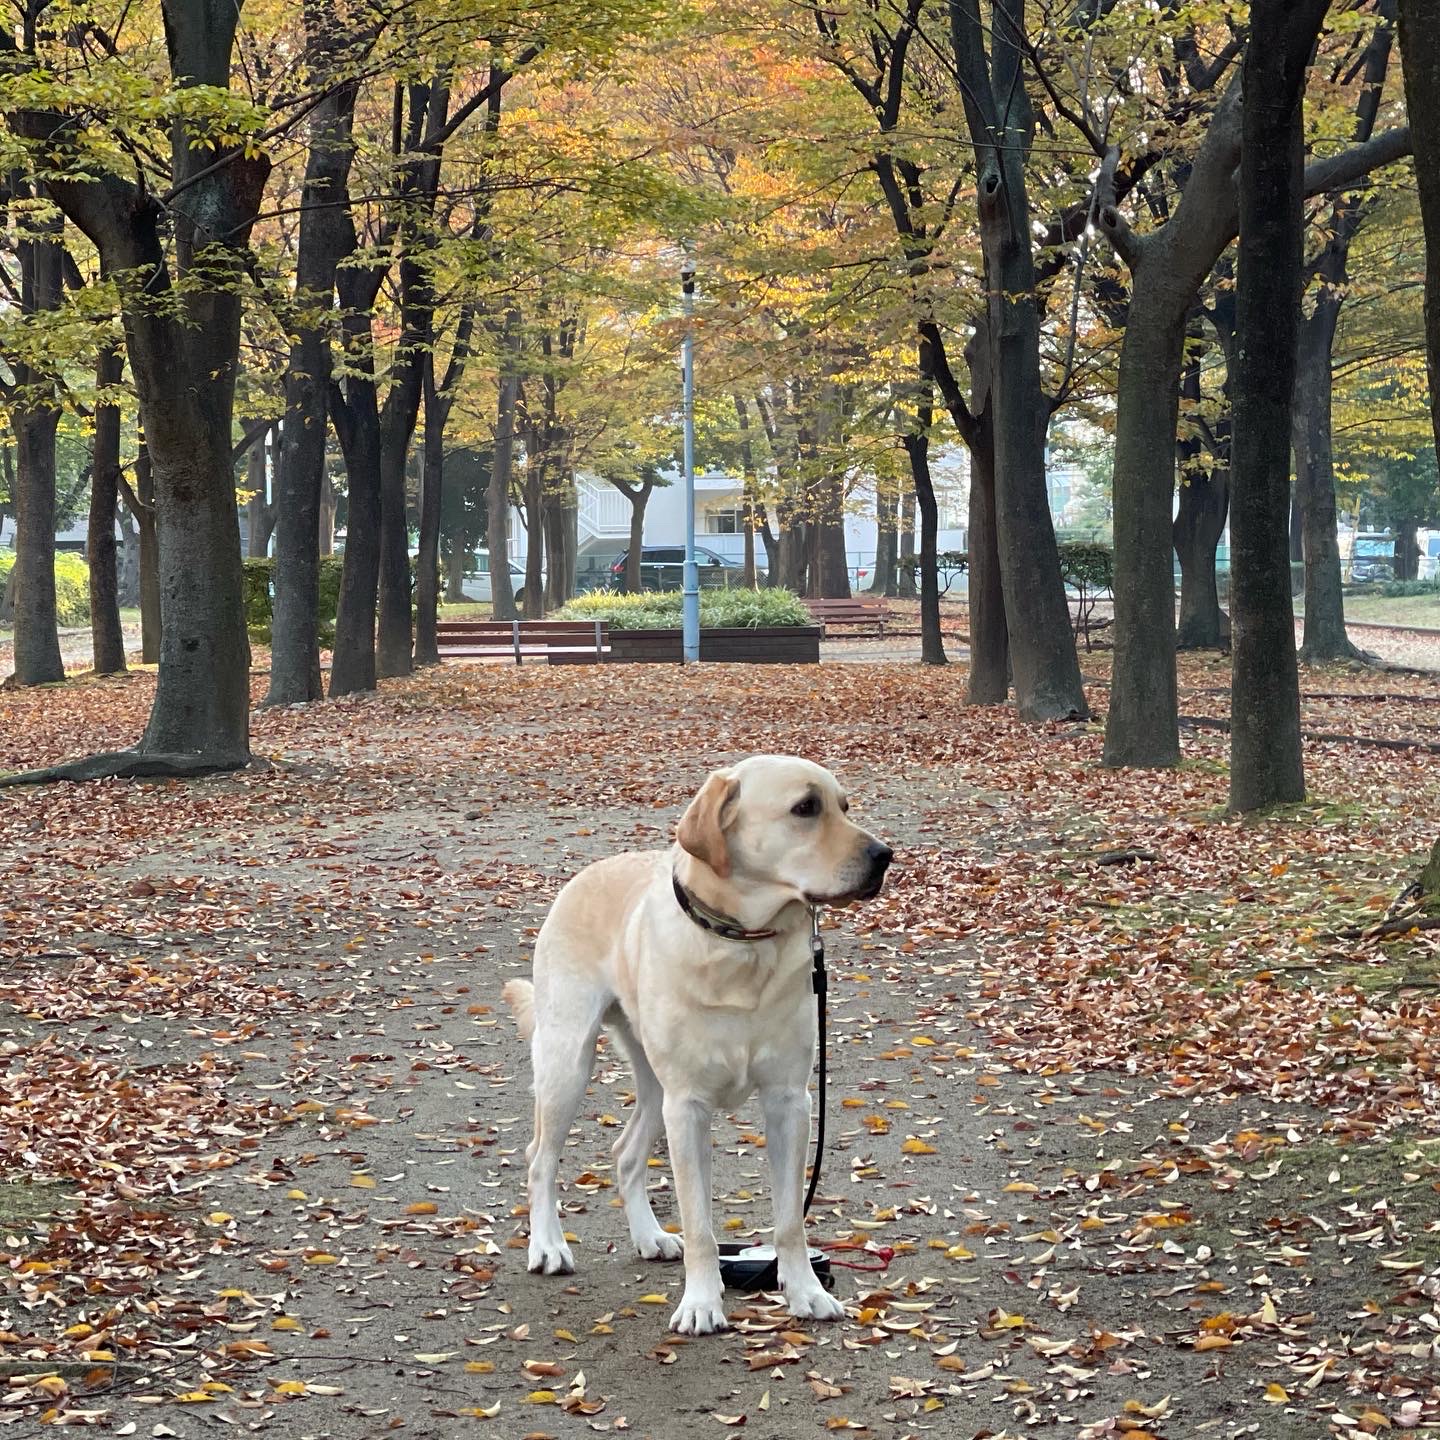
[608,626,821,665]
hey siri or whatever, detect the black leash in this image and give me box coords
[803,906,826,1217]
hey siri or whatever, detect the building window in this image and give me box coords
[704,506,745,534]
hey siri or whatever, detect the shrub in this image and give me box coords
[1378,576,1440,598]
[0,549,90,627]
[243,556,346,645]
[559,587,811,630]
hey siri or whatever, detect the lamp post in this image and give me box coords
[680,258,699,663]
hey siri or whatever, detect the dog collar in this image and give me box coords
[671,872,781,942]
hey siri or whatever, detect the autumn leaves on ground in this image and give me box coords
[3,658,1440,1439]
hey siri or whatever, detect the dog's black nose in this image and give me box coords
[866,840,894,870]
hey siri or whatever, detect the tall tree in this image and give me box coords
[88,340,125,676]
[1229,0,1331,813]
[1398,0,1440,457]
[945,0,1088,721]
[266,9,363,707]
[3,201,64,687]
[4,0,269,779]
[1292,1,1398,661]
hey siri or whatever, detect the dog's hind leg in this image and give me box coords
[608,1020,682,1262]
[525,983,608,1276]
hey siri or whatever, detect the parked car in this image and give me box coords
[1348,532,1395,583]
[609,545,741,591]
[464,551,544,606]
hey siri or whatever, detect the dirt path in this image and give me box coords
[4,662,1440,1437]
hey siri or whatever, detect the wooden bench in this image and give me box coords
[804,598,891,638]
[436,619,610,665]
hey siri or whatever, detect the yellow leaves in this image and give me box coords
[945,1244,975,1261]
[464,1361,495,1374]
[1003,1182,1038,1194]
[523,1389,559,1404]
[62,1323,93,1340]
[405,1201,438,1216]
[1264,1383,1290,1403]
[637,1293,669,1305]
[205,1211,233,1225]
[350,1174,377,1189]
[302,1252,339,1265]
[457,1403,502,1419]
[271,1317,302,1332]
[272,1381,307,1396]
[1123,1396,1171,1420]
[936,1354,966,1372]
[900,1138,938,1155]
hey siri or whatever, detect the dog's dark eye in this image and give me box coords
[791,795,820,818]
[839,798,850,813]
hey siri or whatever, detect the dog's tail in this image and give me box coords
[501,979,536,1041]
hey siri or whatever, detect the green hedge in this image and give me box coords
[0,550,90,626]
[243,557,345,645]
[559,587,812,630]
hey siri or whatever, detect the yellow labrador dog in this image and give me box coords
[503,755,892,1335]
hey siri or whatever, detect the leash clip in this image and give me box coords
[809,907,826,994]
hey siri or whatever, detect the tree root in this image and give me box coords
[1328,916,1440,941]
[0,749,250,786]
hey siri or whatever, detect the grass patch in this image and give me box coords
[559,587,812,630]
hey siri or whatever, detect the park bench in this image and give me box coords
[804,597,892,638]
[435,619,610,665]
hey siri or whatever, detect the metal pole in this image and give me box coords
[681,260,699,663]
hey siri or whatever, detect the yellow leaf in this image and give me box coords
[351,1175,376,1189]
[272,1317,302,1332]
[637,1294,669,1304]
[206,1212,233,1224]
[464,1361,495,1374]
[405,1202,438,1216]
[1003,1182,1038,1194]
[273,1381,307,1396]
[1264,1384,1289,1403]
[901,1138,938,1155]
[524,1390,558,1404]
[304,1252,339,1265]
[1194,1334,1232,1352]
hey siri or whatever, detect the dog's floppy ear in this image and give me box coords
[677,769,740,878]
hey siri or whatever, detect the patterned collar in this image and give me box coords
[671,872,781,942]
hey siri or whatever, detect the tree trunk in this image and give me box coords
[319,471,336,557]
[445,548,467,602]
[1174,467,1231,650]
[815,472,851,599]
[375,410,416,678]
[488,317,520,621]
[620,480,652,593]
[869,486,896,596]
[965,422,1009,703]
[1293,300,1360,661]
[735,395,760,589]
[522,462,544,618]
[1103,281,1185,763]
[1228,0,1324,813]
[896,488,916,597]
[88,342,126,675]
[119,512,140,608]
[245,439,274,558]
[415,359,445,667]
[9,228,65,687]
[902,399,946,665]
[134,443,160,665]
[1395,521,1422,580]
[267,39,356,706]
[329,377,383,697]
[1398,0,1440,457]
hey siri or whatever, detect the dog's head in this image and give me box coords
[677,755,892,906]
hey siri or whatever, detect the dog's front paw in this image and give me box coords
[635,1228,684,1262]
[783,1282,845,1323]
[669,1288,729,1336]
[527,1235,575,1276]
